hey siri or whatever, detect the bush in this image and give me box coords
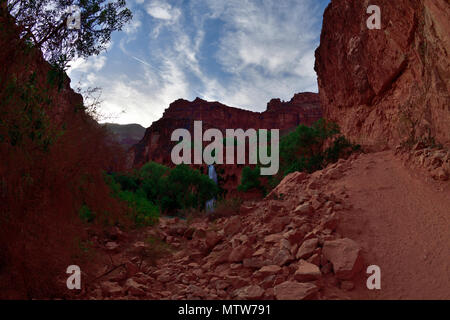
[279,119,339,175]
[237,119,361,192]
[163,164,219,213]
[238,166,264,192]
[107,162,219,218]
[117,189,159,227]
[325,136,361,163]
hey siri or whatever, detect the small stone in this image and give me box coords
[273,249,293,266]
[100,281,122,297]
[105,241,119,252]
[433,168,449,181]
[294,203,313,215]
[274,281,319,300]
[296,238,319,260]
[294,260,322,282]
[322,238,363,280]
[340,280,355,291]
[264,233,284,243]
[124,278,146,296]
[255,265,282,278]
[235,285,265,300]
[224,216,242,236]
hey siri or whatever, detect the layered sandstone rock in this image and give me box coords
[129,93,321,167]
[315,0,450,149]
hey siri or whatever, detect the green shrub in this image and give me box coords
[117,189,159,227]
[325,135,361,163]
[111,172,139,192]
[238,166,263,192]
[279,119,339,175]
[161,164,219,214]
[107,162,219,218]
[263,119,359,190]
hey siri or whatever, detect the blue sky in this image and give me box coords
[68,0,331,127]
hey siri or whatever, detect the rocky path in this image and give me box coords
[82,149,449,300]
[334,151,450,299]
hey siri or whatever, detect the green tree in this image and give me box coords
[238,166,263,192]
[4,0,132,68]
[107,162,220,217]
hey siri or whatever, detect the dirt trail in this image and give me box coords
[334,151,450,299]
[83,150,449,300]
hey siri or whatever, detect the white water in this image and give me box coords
[205,165,217,212]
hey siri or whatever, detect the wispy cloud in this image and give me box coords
[68,0,328,126]
[131,56,152,67]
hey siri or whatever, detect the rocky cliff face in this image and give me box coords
[315,0,450,150]
[129,93,322,167]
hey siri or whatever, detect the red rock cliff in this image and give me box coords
[315,0,450,149]
[129,92,322,166]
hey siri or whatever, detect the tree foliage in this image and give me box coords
[238,119,361,192]
[108,162,220,218]
[238,166,263,192]
[4,0,132,68]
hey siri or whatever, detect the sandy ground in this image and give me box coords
[334,151,450,299]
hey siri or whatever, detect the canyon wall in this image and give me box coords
[315,0,450,150]
[129,93,322,167]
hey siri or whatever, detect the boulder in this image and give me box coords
[100,281,122,297]
[272,249,293,267]
[124,278,146,297]
[322,238,363,280]
[228,245,252,262]
[294,260,321,282]
[224,216,242,236]
[234,285,265,300]
[296,238,319,260]
[255,265,282,278]
[274,281,319,300]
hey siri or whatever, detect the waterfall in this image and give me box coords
[205,164,217,212]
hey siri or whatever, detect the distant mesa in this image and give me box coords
[104,123,146,150]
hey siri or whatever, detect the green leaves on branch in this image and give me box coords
[0,72,60,152]
[238,119,361,193]
[6,0,132,69]
[106,162,219,224]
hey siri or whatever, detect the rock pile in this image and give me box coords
[397,143,450,182]
[84,155,365,300]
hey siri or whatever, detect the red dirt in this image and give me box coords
[333,151,450,299]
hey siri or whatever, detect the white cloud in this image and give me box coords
[68,0,324,126]
[146,1,181,21]
[124,12,142,34]
[67,55,107,75]
[211,0,318,77]
[194,0,321,110]
[72,52,191,126]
